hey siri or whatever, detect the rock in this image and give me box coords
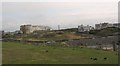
[93,58,97,60]
[45,50,48,52]
[104,57,107,60]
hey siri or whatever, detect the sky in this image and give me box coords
[1,0,119,32]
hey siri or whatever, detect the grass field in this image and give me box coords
[2,42,118,64]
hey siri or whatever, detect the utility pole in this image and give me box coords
[58,25,60,30]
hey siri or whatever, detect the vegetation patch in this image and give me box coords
[2,42,118,64]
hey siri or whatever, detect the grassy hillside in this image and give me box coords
[89,27,120,37]
[2,42,118,64]
[12,31,88,41]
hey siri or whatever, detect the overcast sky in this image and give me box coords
[1,0,119,31]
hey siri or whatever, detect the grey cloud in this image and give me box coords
[2,2,118,31]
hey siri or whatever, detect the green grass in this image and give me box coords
[15,31,89,41]
[2,42,118,64]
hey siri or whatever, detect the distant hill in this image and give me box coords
[89,27,120,37]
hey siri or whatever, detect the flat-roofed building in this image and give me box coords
[95,23,113,30]
[113,23,120,28]
[78,24,94,32]
[20,24,51,34]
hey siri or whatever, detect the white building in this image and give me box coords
[78,24,94,32]
[20,25,51,34]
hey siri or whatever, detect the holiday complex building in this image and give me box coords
[20,24,51,34]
